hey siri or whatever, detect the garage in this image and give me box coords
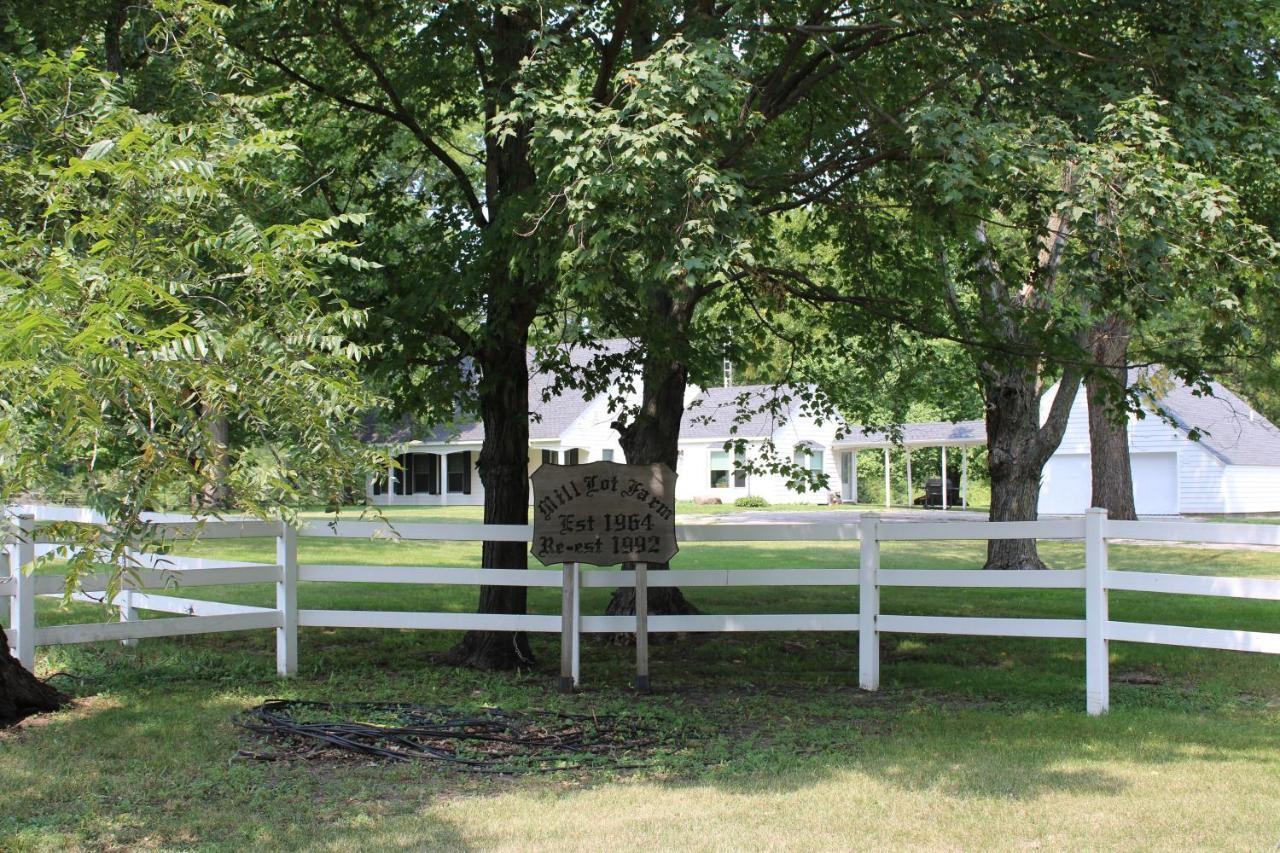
[1039,451,1179,515]
[1039,454,1091,515]
[1131,451,1179,515]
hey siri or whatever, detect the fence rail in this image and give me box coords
[5,505,1280,714]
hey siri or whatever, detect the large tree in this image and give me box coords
[514,3,1003,609]
[226,0,988,640]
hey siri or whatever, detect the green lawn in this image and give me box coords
[5,516,1280,850]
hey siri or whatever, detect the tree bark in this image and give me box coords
[605,295,700,618]
[0,641,67,727]
[983,363,1081,569]
[1085,316,1137,520]
[199,410,232,510]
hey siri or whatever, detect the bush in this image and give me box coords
[734,496,770,508]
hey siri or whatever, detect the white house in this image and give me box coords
[363,342,846,506]
[1038,372,1280,516]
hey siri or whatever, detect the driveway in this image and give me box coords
[676,507,989,525]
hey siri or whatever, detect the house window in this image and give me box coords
[413,454,440,495]
[565,449,580,465]
[446,452,472,494]
[734,448,748,488]
[710,450,731,488]
[392,452,411,495]
[794,447,824,477]
[371,472,387,496]
[541,449,559,466]
[602,449,614,462]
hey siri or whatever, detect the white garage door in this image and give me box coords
[1040,451,1179,515]
[1039,454,1091,515]
[1132,452,1178,515]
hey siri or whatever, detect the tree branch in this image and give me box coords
[324,5,489,228]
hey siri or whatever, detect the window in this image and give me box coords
[371,472,387,496]
[602,449,614,462]
[710,450,730,488]
[413,454,439,495]
[446,452,471,494]
[794,447,824,477]
[541,449,559,466]
[565,448,580,465]
[392,453,410,495]
[734,447,748,488]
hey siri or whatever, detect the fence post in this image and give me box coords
[119,585,138,648]
[858,513,880,691]
[10,514,36,671]
[635,562,650,693]
[276,521,298,677]
[1084,507,1110,715]
[559,562,578,693]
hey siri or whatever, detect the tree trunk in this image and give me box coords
[199,410,232,510]
[1086,316,1137,520]
[983,363,1081,569]
[445,327,536,670]
[0,641,67,727]
[445,7,540,670]
[605,298,700,618]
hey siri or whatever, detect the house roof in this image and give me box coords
[835,420,987,448]
[361,339,635,446]
[680,385,799,439]
[1146,374,1280,467]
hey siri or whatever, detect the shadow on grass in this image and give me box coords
[7,616,1280,849]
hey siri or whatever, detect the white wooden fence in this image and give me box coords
[5,506,1280,714]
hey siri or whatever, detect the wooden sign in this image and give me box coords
[531,461,678,567]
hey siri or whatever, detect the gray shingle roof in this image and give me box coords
[362,339,636,445]
[1144,373,1280,467]
[680,385,798,439]
[837,420,988,447]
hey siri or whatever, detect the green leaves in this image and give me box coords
[0,44,383,581]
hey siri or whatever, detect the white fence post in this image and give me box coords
[120,584,138,648]
[276,521,298,677]
[9,514,36,671]
[858,513,880,690]
[1085,507,1110,715]
[559,562,578,693]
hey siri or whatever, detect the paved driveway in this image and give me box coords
[677,507,989,525]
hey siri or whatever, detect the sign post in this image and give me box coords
[531,461,677,693]
[634,562,649,692]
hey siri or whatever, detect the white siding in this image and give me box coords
[1176,441,1227,514]
[1040,381,1280,515]
[674,404,842,505]
[1220,466,1280,513]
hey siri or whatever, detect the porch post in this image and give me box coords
[882,447,891,509]
[905,449,913,508]
[961,448,969,508]
[941,446,948,510]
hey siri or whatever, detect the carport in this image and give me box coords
[833,420,987,509]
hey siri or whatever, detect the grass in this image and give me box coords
[5,508,1280,850]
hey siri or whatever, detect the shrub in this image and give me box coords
[734,495,769,508]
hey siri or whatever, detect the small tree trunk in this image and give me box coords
[200,410,232,510]
[0,640,67,727]
[1085,316,1137,520]
[983,363,1081,569]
